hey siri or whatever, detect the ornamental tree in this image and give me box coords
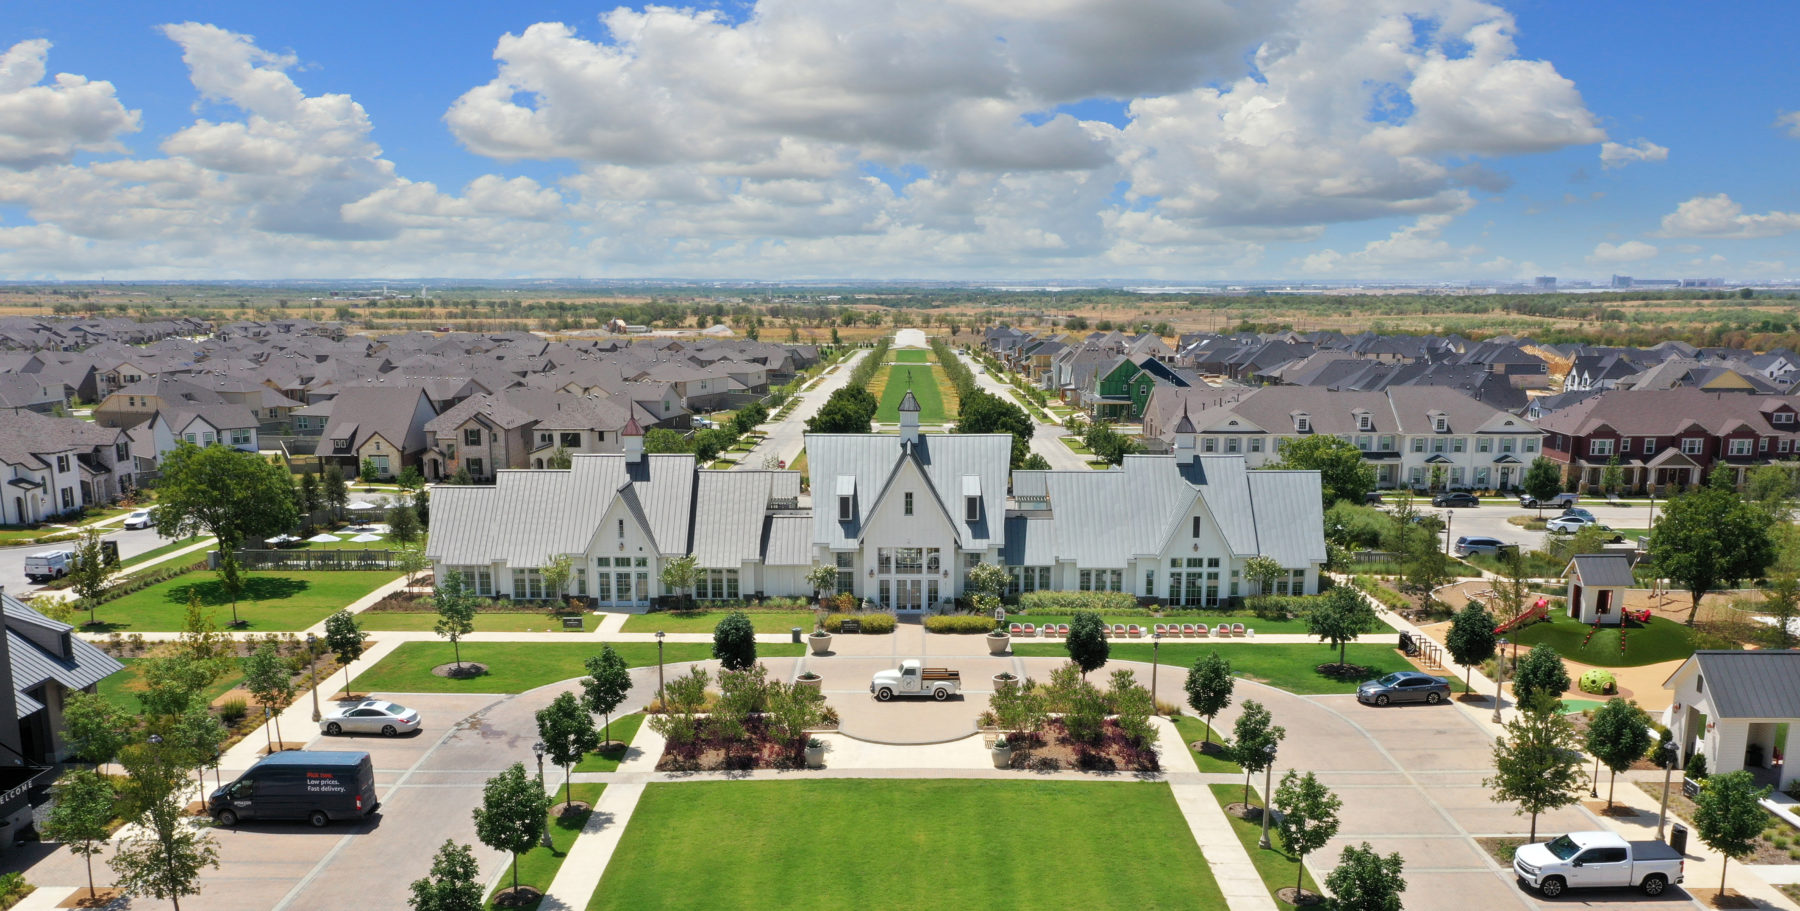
[323,609,366,698]
[1183,651,1233,745]
[1693,770,1774,899]
[1485,692,1586,840]
[1323,843,1407,911]
[42,768,115,903]
[1232,699,1285,808]
[1444,602,1497,693]
[433,570,478,672]
[1064,610,1109,678]
[660,555,699,609]
[535,691,599,810]
[1510,644,1570,707]
[472,763,549,897]
[240,641,294,748]
[712,611,757,671]
[1272,434,1377,508]
[1274,770,1342,898]
[1652,482,1776,625]
[408,840,483,911]
[1306,586,1376,669]
[1585,698,1653,809]
[1522,457,1563,516]
[581,646,633,745]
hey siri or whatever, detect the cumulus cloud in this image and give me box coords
[1598,139,1667,169]
[1587,240,1658,263]
[1293,198,1484,275]
[0,39,140,170]
[1659,194,1800,239]
[1777,110,1800,139]
[1,2,1613,277]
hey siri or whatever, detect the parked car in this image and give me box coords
[1512,831,1683,897]
[1520,491,1578,509]
[1431,492,1480,508]
[320,700,422,737]
[1557,507,1597,523]
[211,751,379,828]
[1453,535,1506,557]
[1356,671,1450,706]
[122,508,155,529]
[870,660,960,701]
[23,549,76,583]
[1363,490,1384,504]
[1544,515,1624,541]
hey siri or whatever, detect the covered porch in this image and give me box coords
[1664,650,1800,791]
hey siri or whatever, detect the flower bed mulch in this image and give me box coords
[655,716,811,772]
[1001,719,1159,773]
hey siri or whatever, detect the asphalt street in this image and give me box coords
[734,348,869,472]
[0,525,186,594]
[1408,498,1663,556]
[957,351,1090,471]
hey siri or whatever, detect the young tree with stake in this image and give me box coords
[1324,843,1407,911]
[1307,586,1376,669]
[1693,770,1773,900]
[68,526,111,627]
[1184,651,1233,746]
[1231,699,1285,808]
[324,609,366,698]
[535,692,599,810]
[434,570,478,673]
[240,640,295,748]
[408,840,484,911]
[42,768,115,904]
[1484,692,1586,840]
[1444,602,1497,693]
[1274,770,1342,901]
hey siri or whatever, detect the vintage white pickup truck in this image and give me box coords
[1512,831,1683,897]
[869,660,961,701]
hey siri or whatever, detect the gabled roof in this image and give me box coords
[1564,554,1634,587]
[1664,650,1800,720]
[2,592,123,717]
[806,432,1011,551]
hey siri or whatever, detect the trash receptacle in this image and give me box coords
[791,627,802,644]
[1669,822,1688,854]
[1398,632,1415,655]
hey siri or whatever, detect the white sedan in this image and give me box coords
[123,509,154,530]
[1544,515,1625,540]
[320,700,421,737]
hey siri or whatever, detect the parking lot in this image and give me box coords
[1405,498,1663,557]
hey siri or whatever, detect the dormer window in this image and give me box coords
[1776,412,1794,425]
[1433,415,1447,433]
[1294,413,1311,433]
[839,496,852,521]
[966,496,979,522]
[1355,412,1373,431]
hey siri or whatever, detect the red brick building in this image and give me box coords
[1533,389,1800,493]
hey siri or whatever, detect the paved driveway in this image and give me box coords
[0,525,181,592]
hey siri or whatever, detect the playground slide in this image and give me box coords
[1494,598,1550,635]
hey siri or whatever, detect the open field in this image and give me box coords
[892,348,930,363]
[871,363,954,423]
[351,641,806,693]
[358,611,600,633]
[589,780,1224,911]
[1013,642,1413,695]
[92,570,398,631]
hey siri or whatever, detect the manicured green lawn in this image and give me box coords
[352,642,805,694]
[874,364,951,423]
[97,658,245,715]
[94,571,399,632]
[359,611,599,633]
[1169,716,1240,772]
[892,349,930,364]
[576,714,645,772]
[1210,783,1322,908]
[590,780,1224,911]
[488,782,604,911]
[620,610,816,634]
[116,535,204,570]
[1013,643,1414,695]
[1506,614,1696,667]
[1012,614,1314,634]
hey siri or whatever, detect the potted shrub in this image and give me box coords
[986,626,1010,656]
[808,621,833,656]
[795,670,823,692]
[993,670,1018,690]
[804,737,826,769]
[991,735,1013,769]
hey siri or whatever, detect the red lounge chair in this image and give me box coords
[1128,624,1143,638]
[1023,624,1036,636]
[1183,624,1197,637]
[1009,623,1023,636]
[1058,624,1070,637]
[1232,623,1246,636]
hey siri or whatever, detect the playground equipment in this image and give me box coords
[1495,598,1551,635]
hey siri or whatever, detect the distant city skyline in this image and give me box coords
[0,1,1795,282]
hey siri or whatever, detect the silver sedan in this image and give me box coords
[320,700,421,737]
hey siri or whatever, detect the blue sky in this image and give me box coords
[0,1,1794,281]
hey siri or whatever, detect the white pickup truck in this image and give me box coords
[23,549,77,583]
[1512,831,1683,897]
[869,660,961,701]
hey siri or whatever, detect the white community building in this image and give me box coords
[425,397,1326,611]
[1663,650,1800,791]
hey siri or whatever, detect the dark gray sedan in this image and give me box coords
[1356,671,1450,706]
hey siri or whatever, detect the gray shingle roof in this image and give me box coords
[2,593,123,717]
[1566,554,1635,587]
[1675,650,1800,720]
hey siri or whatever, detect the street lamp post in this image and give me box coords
[1258,741,1278,849]
[1657,741,1675,841]
[532,740,553,849]
[1591,753,1601,798]
[656,630,666,707]
[306,633,322,723]
[1151,632,1162,709]
[1491,637,1509,724]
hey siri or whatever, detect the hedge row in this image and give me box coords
[823,612,896,634]
[846,337,892,390]
[1016,591,1140,613]
[924,614,1001,634]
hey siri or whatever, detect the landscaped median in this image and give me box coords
[588,780,1226,911]
[489,782,603,911]
[1011,643,1415,695]
[350,642,806,694]
[1209,783,1323,910]
[89,569,400,631]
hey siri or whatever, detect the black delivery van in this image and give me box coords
[209,751,379,828]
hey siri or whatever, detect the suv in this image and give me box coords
[1520,491,1578,509]
[1454,535,1506,557]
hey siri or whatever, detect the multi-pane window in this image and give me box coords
[1523,439,1538,452]
[699,569,740,600]
[1007,566,1051,594]
[1078,569,1123,592]
[511,568,546,600]
[904,492,914,515]
[561,432,582,448]
[452,566,493,596]
[837,552,855,594]
[1729,439,1753,456]
[230,429,252,446]
[1477,438,1491,453]
[1588,439,1614,456]
[1681,437,1705,455]
[465,428,482,446]
[1248,438,1263,453]
[1378,435,1394,451]
[467,458,484,477]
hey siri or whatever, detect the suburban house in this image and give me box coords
[0,590,125,844]
[423,394,538,482]
[0,411,135,524]
[313,386,438,479]
[142,400,261,462]
[0,375,68,414]
[424,391,1328,609]
[1143,386,1544,491]
[1532,388,1800,492]
[1663,650,1800,791]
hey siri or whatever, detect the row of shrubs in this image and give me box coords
[925,614,1001,634]
[822,612,896,633]
[1016,591,1139,612]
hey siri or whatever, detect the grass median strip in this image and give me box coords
[590,780,1224,911]
[488,782,605,911]
[93,570,399,632]
[576,714,645,772]
[619,610,816,634]
[351,641,805,694]
[1169,716,1240,772]
[1208,783,1322,909]
[359,611,600,633]
[1011,643,1413,695]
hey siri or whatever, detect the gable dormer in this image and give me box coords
[1427,409,1448,433]
[1291,411,1311,433]
[1352,408,1373,432]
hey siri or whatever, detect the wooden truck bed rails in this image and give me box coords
[920,668,959,681]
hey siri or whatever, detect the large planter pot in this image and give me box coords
[991,741,1013,769]
[993,673,1019,690]
[805,740,826,769]
[808,632,833,655]
[795,674,823,692]
[986,632,1011,656]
